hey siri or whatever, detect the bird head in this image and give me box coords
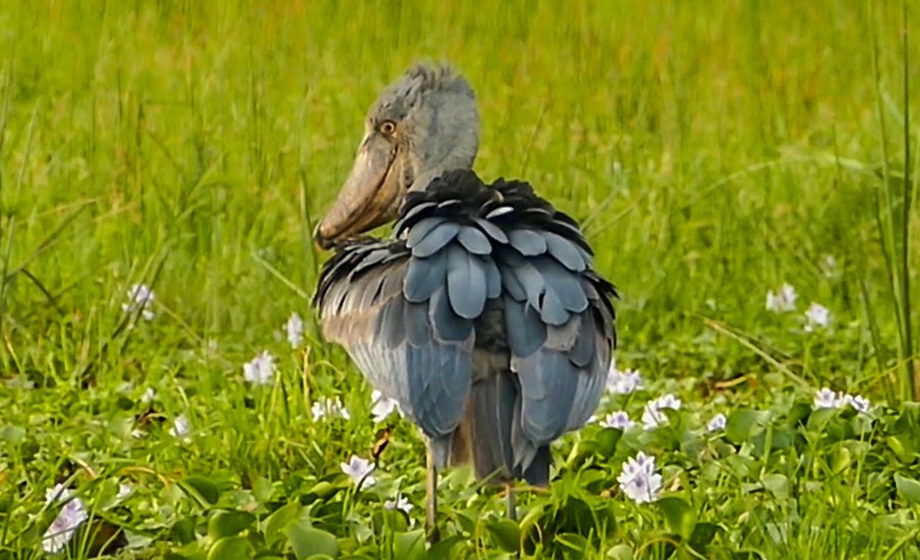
[314,64,480,249]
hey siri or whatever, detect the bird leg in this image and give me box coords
[505,481,517,521]
[426,442,440,543]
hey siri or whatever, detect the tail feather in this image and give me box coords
[448,371,517,482]
[441,366,553,486]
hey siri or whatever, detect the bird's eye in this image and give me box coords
[379,120,397,136]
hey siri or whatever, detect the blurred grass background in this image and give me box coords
[0,0,917,396]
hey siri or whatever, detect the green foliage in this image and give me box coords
[1,0,919,558]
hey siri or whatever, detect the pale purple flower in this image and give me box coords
[116,483,133,501]
[141,387,156,403]
[243,351,275,385]
[284,312,304,349]
[169,414,191,438]
[606,364,643,395]
[766,283,797,313]
[312,397,350,421]
[642,394,682,429]
[813,388,838,409]
[817,389,871,414]
[804,303,831,332]
[601,411,635,430]
[370,390,401,423]
[846,394,871,413]
[42,484,88,554]
[122,284,156,321]
[340,455,376,487]
[707,413,727,432]
[384,494,414,514]
[617,452,662,504]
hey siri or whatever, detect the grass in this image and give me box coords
[1,0,919,558]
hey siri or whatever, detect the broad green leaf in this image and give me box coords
[264,502,304,545]
[554,532,587,552]
[181,475,221,505]
[287,523,340,559]
[594,427,623,458]
[656,496,696,538]
[0,425,26,444]
[606,544,633,559]
[427,535,465,560]
[519,502,545,535]
[253,477,275,502]
[308,481,338,500]
[485,518,521,553]
[805,407,839,431]
[888,435,919,463]
[208,510,255,540]
[786,403,812,426]
[170,516,198,545]
[725,409,770,444]
[895,474,920,505]
[208,536,254,560]
[761,474,789,500]
[688,522,722,553]
[393,530,426,560]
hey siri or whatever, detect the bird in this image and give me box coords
[312,63,616,540]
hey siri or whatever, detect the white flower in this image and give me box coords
[311,397,350,421]
[384,494,414,514]
[813,387,838,409]
[846,394,871,413]
[42,484,88,554]
[601,411,635,430]
[765,283,797,313]
[243,351,275,385]
[804,303,831,332]
[340,455,376,487]
[816,389,871,414]
[617,451,662,504]
[707,413,727,432]
[606,360,643,395]
[169,414,191,438]
[122,284,156,321]
[371,390,401,423]
[284,312,304,349]
[642,394,682,429]
[116,483,133,501]
[141,387,156,403]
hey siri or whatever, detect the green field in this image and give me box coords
[2,1,920,558]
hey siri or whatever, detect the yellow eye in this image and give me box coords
[379,120,397,136]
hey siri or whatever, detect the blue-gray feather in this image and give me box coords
[503,297,547,358]
[406,217,449,248]
[508,228,547,256]
[532,257,589,312]
[474,217,509,244]
[412,222,460,258]
[429,285,474,342]
[515,351,578,443]
[457,226,492,255]
[404,250,447,303]
[542,231,586,271]
[446,244,488,319]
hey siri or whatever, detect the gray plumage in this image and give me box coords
[313,64,617,531]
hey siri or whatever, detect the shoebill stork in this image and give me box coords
[313,64,616,539]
